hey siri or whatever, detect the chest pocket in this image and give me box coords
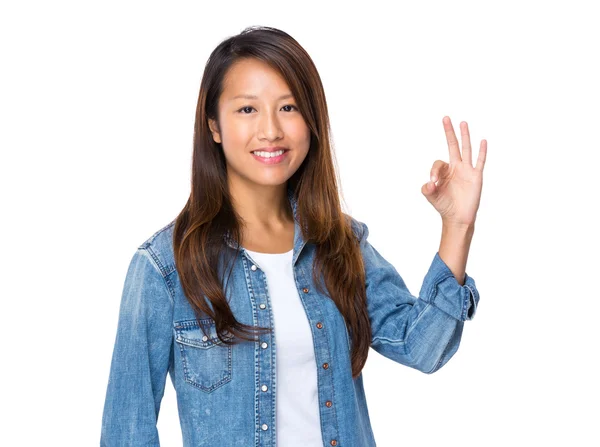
[174,318,233,393]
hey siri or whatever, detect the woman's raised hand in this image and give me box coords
[422,116,487,227]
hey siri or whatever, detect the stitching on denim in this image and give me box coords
[174,319,233,346]
[294,267,341,442]
[141,247,175,307]
[138,219,176,249]
[238,256,261,446]
[464,284,477,319]
[174,317,216,327]
[263,266,278,442]
[240,253,271,444]
[177,323,233,392]
[372,336,407,345]
[180,342,232,393]
[462,286,468,321]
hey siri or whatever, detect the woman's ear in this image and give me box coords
[208,118,222,144]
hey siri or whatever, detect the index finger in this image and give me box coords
[443,116,462,164]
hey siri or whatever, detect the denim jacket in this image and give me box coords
[100,188,480,446]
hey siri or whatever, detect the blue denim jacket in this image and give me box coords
[100,189,480,446]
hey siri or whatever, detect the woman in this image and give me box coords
[101,25,486,446]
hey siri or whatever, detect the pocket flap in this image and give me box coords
[174,318,232,349]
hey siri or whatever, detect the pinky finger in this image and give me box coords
[475,139,487,171]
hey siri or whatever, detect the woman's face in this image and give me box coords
[208,58,311,191]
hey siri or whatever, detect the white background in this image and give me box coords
[1,1,599,446]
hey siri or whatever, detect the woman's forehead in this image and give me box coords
[222,59,291,100]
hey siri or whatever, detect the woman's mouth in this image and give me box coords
[251,149,289,164]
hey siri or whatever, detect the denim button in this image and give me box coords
[261,342,268,349]
[202,335,208,342]
[259,303,266,309]
[251,265,257,271]
[261,385,268,391]
[261,423,268,430]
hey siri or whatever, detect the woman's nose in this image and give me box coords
[257,110,283,140]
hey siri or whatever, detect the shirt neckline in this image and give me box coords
[244,247,294,256]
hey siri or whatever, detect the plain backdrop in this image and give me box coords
[1,1,599,446]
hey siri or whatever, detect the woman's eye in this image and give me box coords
[237,105,298,114]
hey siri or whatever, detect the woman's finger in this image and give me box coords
[430,159,447,183]
[443,116,462,164]
[460,121,472,166]
[475,139,487,172]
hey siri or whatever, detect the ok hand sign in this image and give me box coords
[422,116,487,227]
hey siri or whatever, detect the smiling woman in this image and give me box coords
[207,57,311,185]
[100,25,483,447]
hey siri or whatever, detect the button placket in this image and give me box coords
[302,286,337,429]
[245,257,277,440]
[252,265,268,311]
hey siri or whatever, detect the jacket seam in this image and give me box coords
[140,247,175,307]
[464,284,477,319]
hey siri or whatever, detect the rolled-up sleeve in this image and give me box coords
[356,220,480,374]
[100,248,174,446]
[418,252,479,321]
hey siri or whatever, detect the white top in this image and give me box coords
[244,247,324,447]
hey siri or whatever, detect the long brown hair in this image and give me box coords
[173,25,371,379]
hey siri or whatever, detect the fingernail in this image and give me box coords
[431,175,437,182]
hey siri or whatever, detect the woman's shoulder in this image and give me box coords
[344,213,369,243]
[136,218,177,274]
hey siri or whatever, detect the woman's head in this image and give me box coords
[207,57,311,190]
[195,25,333,199]
[174,26,372,379]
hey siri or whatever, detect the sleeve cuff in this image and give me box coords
[418,252,480,321]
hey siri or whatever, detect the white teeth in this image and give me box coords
[252,149,285,158]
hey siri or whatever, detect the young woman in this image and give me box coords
[101,25,486,447]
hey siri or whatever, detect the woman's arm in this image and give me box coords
[422,117,486,287]
[357,220,479,374]
[100,248,174,446]
[438,222,475,286]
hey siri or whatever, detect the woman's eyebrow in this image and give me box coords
[229,93,294,101]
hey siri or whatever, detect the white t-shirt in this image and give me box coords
[244,247,324,447]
